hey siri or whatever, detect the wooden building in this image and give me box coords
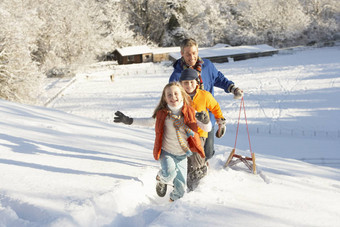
[114,46,153,65]
[151,47,180,63]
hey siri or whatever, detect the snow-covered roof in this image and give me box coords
[151,46,180,54]
[169,44,278,59]
[116,45,152,56]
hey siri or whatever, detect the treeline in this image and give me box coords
[0,0,339,103]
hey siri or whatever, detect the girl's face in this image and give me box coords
[165,85,183,107]
[181,80,197,95]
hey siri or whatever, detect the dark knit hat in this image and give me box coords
[179,68,198,81]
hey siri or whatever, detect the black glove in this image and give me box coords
[114,111,133,125]
[195,111,210,124]
[216,118,226,138]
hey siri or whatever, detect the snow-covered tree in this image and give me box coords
[170,0,237,47]
[0,0,43,103]
[300,0,340,45]
[122,0,169,46]
[150,0,339,47]
[32,0,102,73]
[229,0,312,47]
[94,0,147,54]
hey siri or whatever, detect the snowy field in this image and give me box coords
[1,46,340,226]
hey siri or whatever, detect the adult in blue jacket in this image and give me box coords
[169,38,243,161]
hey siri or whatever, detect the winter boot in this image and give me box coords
[156,175,167,197]
[187,151,206,191]
[187,163,208,191]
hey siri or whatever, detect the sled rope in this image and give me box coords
[234,97,253,155]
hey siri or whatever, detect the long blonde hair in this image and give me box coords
[152,82,192,118]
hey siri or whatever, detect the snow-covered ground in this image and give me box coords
[1,46,340,226]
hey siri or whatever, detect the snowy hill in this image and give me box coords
[1,98,340,227]
[1,46,340,226]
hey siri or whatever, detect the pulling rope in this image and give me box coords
[233,97,253,155]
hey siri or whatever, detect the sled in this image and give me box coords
[224,148,256,174]
[224,97,256,174]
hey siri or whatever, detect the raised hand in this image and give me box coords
[114,111,133,125]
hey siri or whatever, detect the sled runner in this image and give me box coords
[224,97,256,174]
[224,148,256,174]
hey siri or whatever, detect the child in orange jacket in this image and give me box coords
[179,68,227,191]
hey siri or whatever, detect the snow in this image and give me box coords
[115,46,152,56]
[1,46,340,227]
[151,47,180,55]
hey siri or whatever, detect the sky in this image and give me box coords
[1,45,340,227]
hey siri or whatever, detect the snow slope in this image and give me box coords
[1,46,340,226]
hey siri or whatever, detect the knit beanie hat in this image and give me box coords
[179,68,198,81]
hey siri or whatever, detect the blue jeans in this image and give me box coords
[159,150,187,201]
[204,125,215,160]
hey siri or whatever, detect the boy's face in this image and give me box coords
[181,80,197,95]
[181,45,198,67]
[165,85,183,107]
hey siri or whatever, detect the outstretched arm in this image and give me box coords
[114,111,155,127]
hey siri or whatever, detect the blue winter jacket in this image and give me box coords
[169,58,234,125]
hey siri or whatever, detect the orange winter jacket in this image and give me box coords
[191,87,224,138]
[153,102,205,160]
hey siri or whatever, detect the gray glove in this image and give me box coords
[114,111,133,125]
[228,84,244,99]
[195,111,210,124]
[233,87,243,99]
[216,118,226,138]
